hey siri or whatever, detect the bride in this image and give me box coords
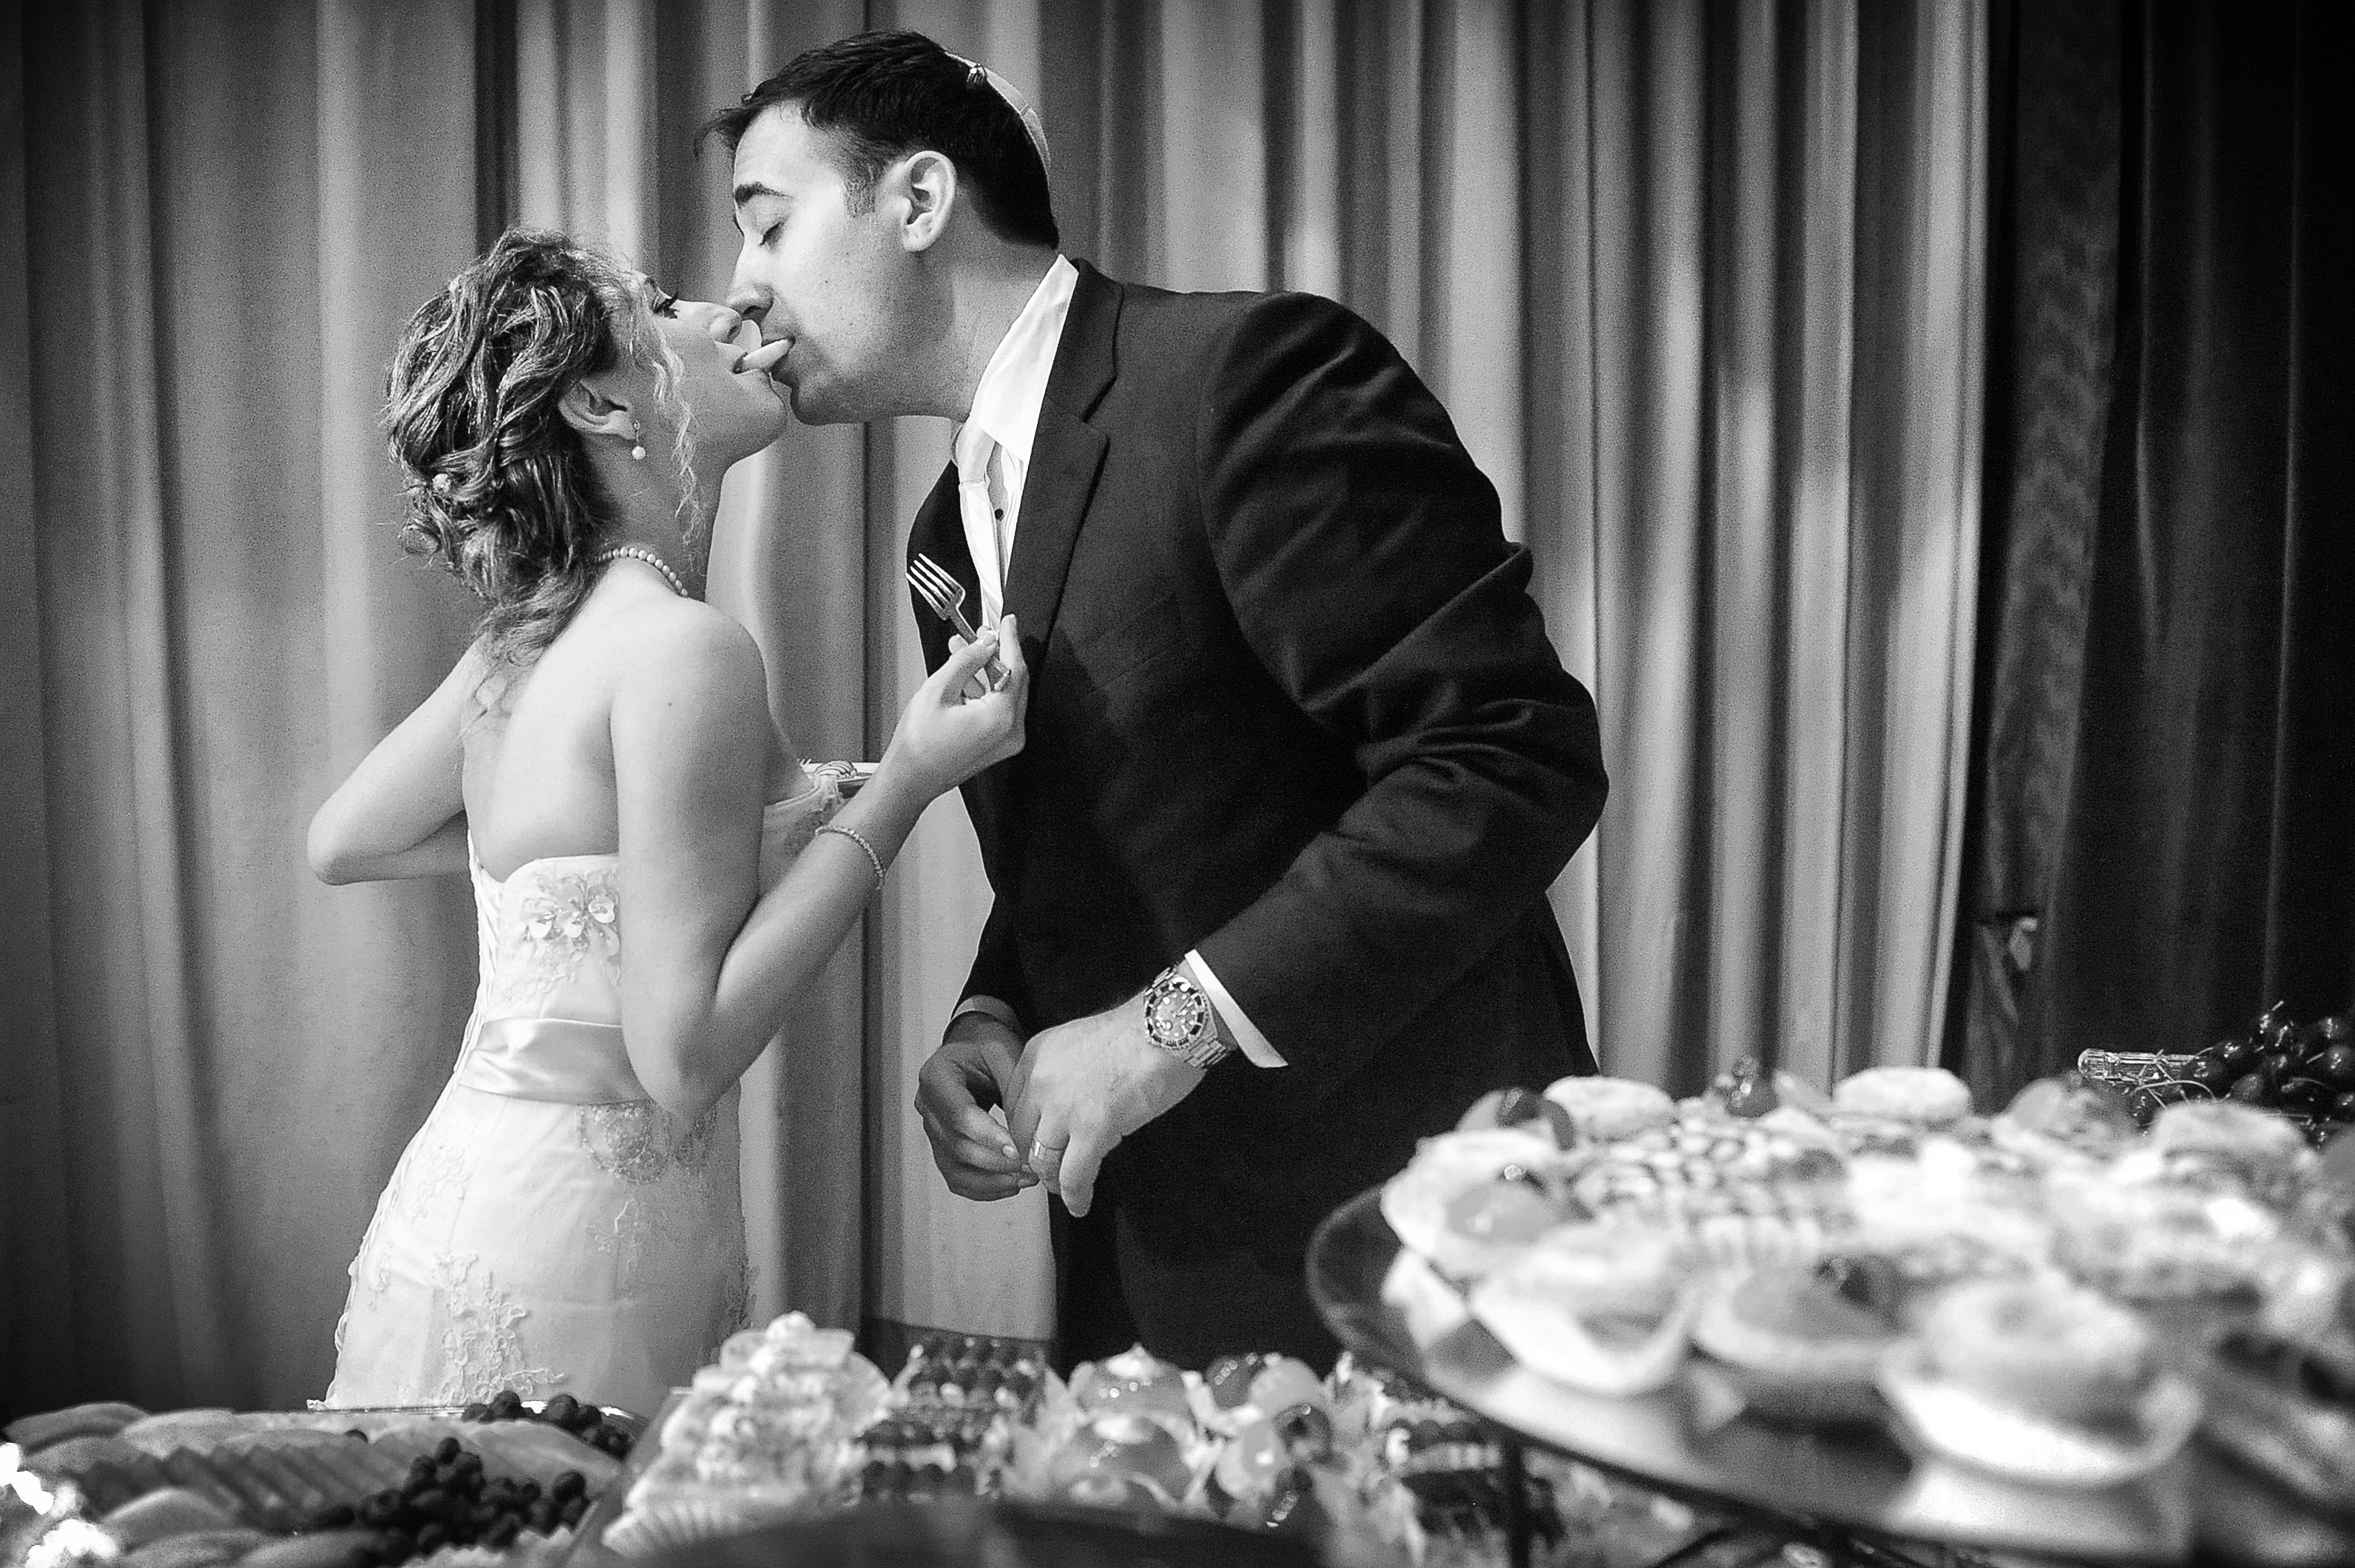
[307,229,1025,1415]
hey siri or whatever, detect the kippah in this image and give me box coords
[945,51,1052,175]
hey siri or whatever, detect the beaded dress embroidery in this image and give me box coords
[325,774,840,1415]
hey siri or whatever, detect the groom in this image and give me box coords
[709,32,1606,1368]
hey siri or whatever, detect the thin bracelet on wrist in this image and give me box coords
[815,822,886,893]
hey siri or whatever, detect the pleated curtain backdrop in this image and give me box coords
[1,0,1984,1413]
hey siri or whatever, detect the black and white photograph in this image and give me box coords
[3,3,2350,1567]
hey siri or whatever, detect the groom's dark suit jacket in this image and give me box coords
[908,260,1606,1296]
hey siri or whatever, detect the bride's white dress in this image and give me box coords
[325,775,842,1416]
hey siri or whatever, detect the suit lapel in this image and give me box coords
[1001,263,1120,662]
[905,460,971,674]
[908,456,1018,844]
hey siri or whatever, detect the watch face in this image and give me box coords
[1146,973,1209,1047]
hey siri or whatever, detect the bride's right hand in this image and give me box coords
[878,614,1030,801]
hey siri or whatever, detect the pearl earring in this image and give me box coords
[629,431,646,462]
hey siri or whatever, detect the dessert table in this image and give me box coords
[1305,1187,2355,1568]
[625,1498,1320,1568]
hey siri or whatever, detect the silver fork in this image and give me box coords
[908,553,1012,688]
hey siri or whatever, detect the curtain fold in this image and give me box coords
[1530,0,1984,1094]
[1959,0,2354,1097]
[4,0,1987,1410]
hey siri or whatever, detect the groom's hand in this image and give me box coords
[1006,996,1206,1219]
[916,1012,1038,1201]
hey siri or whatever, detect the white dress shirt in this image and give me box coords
[950,257,1284,1069]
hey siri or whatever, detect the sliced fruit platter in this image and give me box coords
[3,1394,632,1568]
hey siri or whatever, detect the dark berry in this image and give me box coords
[2282,1078,2334,1114]
[550,1470,586,1502]
[413,1524,447,1555]
[542,1393,579,1427]
[310,1504,357,1532]
[461,1403,488,1422]
[516,1481,541,1506]
[372,1530,412,1566]
[527,1501,559,1535]
[431,1436,460,1465]
[2189,1054,2239,1092]
[2231,1072,2273,1105]
[558,1495,589,1529]
[2217,1038,2260,1073]
[486,1515,522,1550]
[2313,1045,2355,1090]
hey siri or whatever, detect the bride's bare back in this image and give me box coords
[463,568,805,882]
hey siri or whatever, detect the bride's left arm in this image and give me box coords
[307,648,481,884]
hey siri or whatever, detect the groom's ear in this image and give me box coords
[558,376,638,442]
[895,149,956,254]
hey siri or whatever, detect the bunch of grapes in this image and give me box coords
[2170,1004,2355,1123]
[459,1389,633,1459]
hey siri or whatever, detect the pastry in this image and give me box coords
[1045,1410,1195,1508]
[2144,1099,2314,1202]
[1541,1076,1677,1142]
[1379,1127,1583,1279]
[1455,1086,1581,1148]
[1465,1224,1699,1396]
[2046,1175,2273,1304]
[1878,1280,2200,1488]
[1831,1067,1972,1127]
[1926,1280,2154,1423]
[1995,1073,2140,1160]
[1068,1345,1193,1433]
[1691,1263,1902,1427]
[1567,1115,1847,1270]
[609,1313,891,1555]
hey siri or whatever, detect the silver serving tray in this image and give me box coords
[1306,1187,2355,1568]
[303,1400,646,1438]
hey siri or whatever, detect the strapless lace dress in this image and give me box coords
[323,775,842,1416]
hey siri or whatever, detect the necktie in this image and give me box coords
[953,425,1006,627]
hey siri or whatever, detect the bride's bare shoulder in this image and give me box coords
[602,595,768,713]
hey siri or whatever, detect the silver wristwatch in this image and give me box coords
[1143,964,1235,1069]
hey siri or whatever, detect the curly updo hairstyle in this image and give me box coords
[385,228,692,675]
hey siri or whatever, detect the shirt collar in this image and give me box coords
[956,254,1078,476]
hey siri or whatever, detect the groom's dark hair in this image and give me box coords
[699,30,1059,250]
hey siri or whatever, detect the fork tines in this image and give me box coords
[907,554,1010,686]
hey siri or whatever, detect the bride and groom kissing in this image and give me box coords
[311,30,1606,1417]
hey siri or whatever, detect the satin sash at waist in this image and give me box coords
[453,1016,649,1104]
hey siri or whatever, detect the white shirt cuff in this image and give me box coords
[949,994,1024,1037]
[1182,950,1287,1067]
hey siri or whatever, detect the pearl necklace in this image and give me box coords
[592,545,690,598]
